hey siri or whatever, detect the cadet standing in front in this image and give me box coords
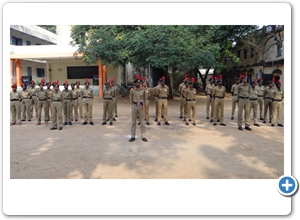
[205,76,215,122]
[255,79,265,120]
[129,76,148,142]
[271,81,284,127]
[111,78,119,118]
[46,82,52,122]
[102,81,115,125]
[142,78,151,125]
[70,83,79,122]
[81,78,94,125]
[28,80,38,118]
[236,76,251,131]
[263,80,274,124]
[212,79,226,126]
[230,77,240,120]
[178,76,187,119]
[50,81,63,130]
[75,81,83,118]
[249,81,260,127]
[20,83,32,122]
[155,76,170,126]
[183,79,197,126]
[10,83,22,125]
[62,80,73,126]
[36,79,48,125]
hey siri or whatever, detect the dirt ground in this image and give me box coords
[10,92,284,179]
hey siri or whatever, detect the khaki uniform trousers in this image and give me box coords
[158,98,168,122]
[30,96,38,118]
[180,95,185,117]
[63,100,72,123]
[186,100,196,123]
[257,97,264,119]
[271,101,283,124]
[78,96,83,117]
[249,100,258,124]
[83,98,93,123]
[231,95,238,118]
[21,99,31,120]
[37,100,48,123]
[155,96,158,118]
[103,99,113,122]
[46,98,52,121]
[214,98,224,123]
[71,99,78,121]
[51,101,63,128]
[264,98,273,122]
[11,100,21,123]
[206,95,214,118]
[112,97,117,116]
[131,105,146,138]
[145,99,150,122]
[238,98,250,127]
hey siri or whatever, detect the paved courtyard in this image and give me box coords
[10,93,284,179]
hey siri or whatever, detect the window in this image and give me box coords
[277,43,282,57]
[11,36,23,45]
[237,50,240,58]
[26,41,31,45]
[27,67,32,77]
[36,68,45,77]
[36,43,41,45]
[250,48,254,58]
[244,49,247,59]
[67,66,98,79]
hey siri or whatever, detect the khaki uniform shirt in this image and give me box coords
[71,89,79,99]
[237,83,250,98]
[231,83,239,95]
[213,86,226,98]
[37,89,48,100]
[264,87,274,98]
[28,86,37,98]
[81,88,94,99]
[10,91,21,100]
[111,85,119,97]
[75,87,82,97]
[103,87,115,99]
[179,82,185,95]
[47,88,53,99]
[255,85,265,96]
[273,89,284,100]
[155,85,169,98]
[205,83,215,95]
[249,87,258,99]
[144,87,151,99]
[20,89,32,99]
[62,89,73,100]
[184,88,196,99]
[130,87,146,104]
[51,91,63,102]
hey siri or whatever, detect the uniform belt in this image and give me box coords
[48,97,51,99]
[22,98,29,99]
[52,100,61,102]
[249,98,258,101]
[265,97,272,99]
[258,95,263,97]
[239,96,249,99]
[39,99,46,101]
[234,94,237,96]
[83,96,91,98]
[104,98,112,100]
[10,99,19,101]
[158,97,167,99]
[274,99,282,102]
[186,99,195,101]
[31,94,36,96]
[64,98,71,100]
[207,94,212,97]
[216,96,224,99]
[72,98,78,100]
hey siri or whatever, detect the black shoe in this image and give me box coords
[154,118,158,122]
[50,127,57,130]
[106,118,109,121]
[188,119,192,122]
[238,126,243,131]
[213,123,216,126]
[260,118,264,120]
[217,120,220,122]
[113,118,116,121]
[186,122,189,126]
[69,121,72,125]
[157,122,161,126]
[109,122,113,125]
[82,122,87,125]
[206,116,209,119]
[269,121,272,123]
[193,123,196,126]
[179,116,183,119]
[59,127,62,130]
[90,122,94,125]
[254,123,260,127]
[102,122,106,125]
[22,119,25,121]
[28,119,31,122]
[75,119,78,121]
[137,122,140,125]
[210,119,213,123]
[71,119,73,121]
[271,124,275,127]
[245,126,252,131]
[146,122,150,125]
[165,122,170,125]
[231,117,234,120]
[129,137,135,142]
[162,115,164,119]
[142,137,148,142]
[278,124,284,127]
[220,123,226,126]
[115,115,118,118]
[63,122,67,126]
[263,120,266,124]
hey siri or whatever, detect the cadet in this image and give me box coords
[182,80,190,121]
[249,81,260,127]
[178,76,187,119]
[271,81,284,127]
[154,80,161,122]
[36,79,48,125]
[62,80,73,126]
[205,76,215,121]
[263,80,274,124]
[155,76,170,126]
[70,83,79,122]
[81,78,94,125]
[230,77,240,120]
[236,76,251,131]
[10,83,22,125]
[102,81,115,125]
[110,78,119,118]
[20,83,32,121]
[50,81,63,130]
[183,79,197,126]
[46,82,52,122]
[255,79,265,120]
[142,78,151,125]
[129,76,148,142]
[75,81,83,118]
[212,80,226,126]
[28,80,38,118]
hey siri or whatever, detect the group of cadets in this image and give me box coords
[11,73,284,138]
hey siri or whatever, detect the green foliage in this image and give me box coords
[38,25,56,34]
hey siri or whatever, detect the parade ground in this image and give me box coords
[10,93,284,179]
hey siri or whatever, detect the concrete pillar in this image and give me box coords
[10,59,14,86]
[103,65,107,84]
[98,60,103,97]
[16,59,22,87]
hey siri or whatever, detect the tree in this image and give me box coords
[38,25,56,34]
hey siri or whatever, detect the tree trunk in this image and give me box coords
[165,67,174,100]
[196,68,210,92]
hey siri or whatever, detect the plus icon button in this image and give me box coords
[278,176,298,196]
